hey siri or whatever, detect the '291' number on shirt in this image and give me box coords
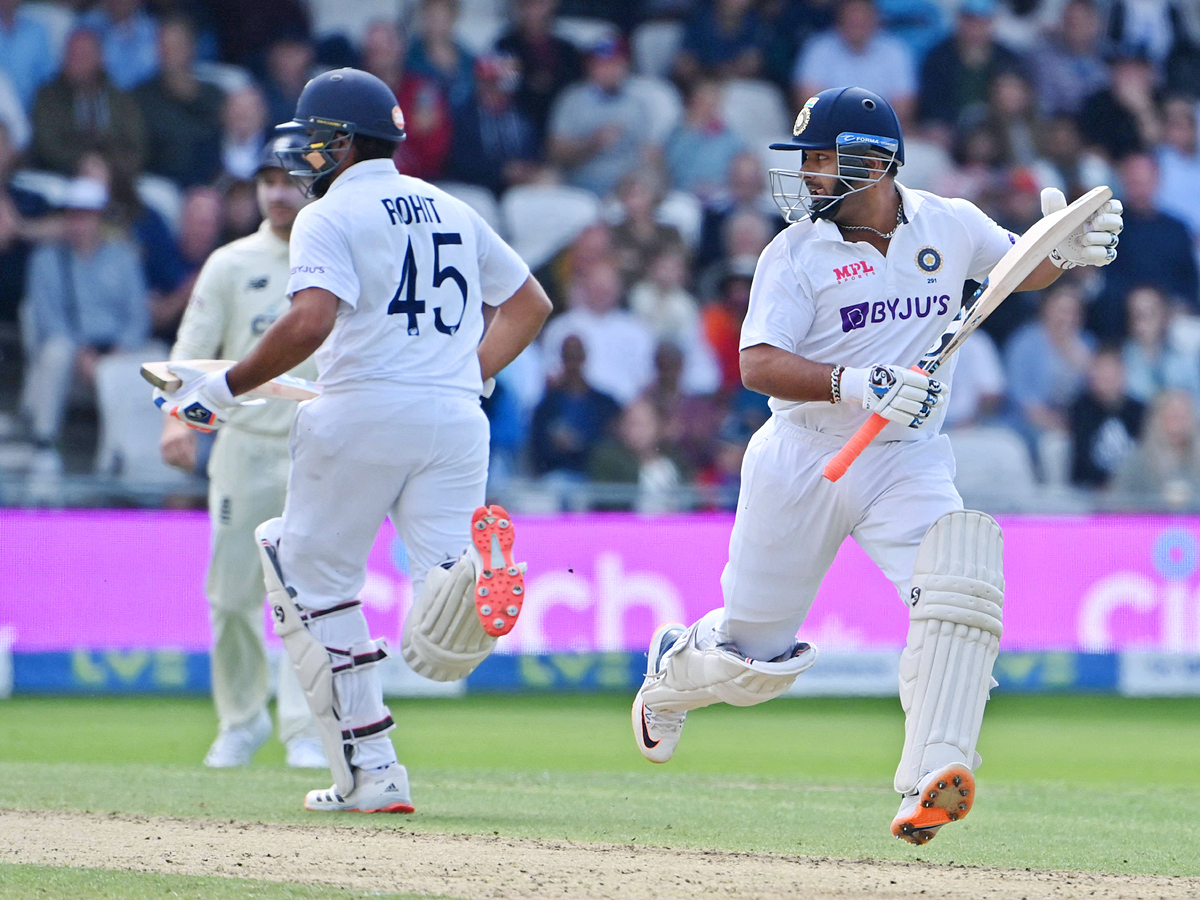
[387,233,468,336]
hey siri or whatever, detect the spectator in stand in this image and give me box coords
[80,0,159,91]
[696,208,770,301]
[134,16,224,188]
[1030,115,1114,200]
[0,0,54,111]
[1078,47,1162,161]
[1155,96,1200,250]
[221,85,269,181]
[1069,346,1144,488]
[939,120,1005,206]
[665,77,746,204]
[150,186,222,343]
[588,397,684,513]
[205,0,310,70]
[447,54,541,196]
[1004,281,1095,445]
[530,333,620,477]
[628,244,721,396]
[405,0,474,111]
[1030,0,1109,117]
[1093,152,1198,338]
[943,329,1005,429]
[698,150,775,266]
[918,0,1021,128]
[0,70,29,154]
[702,255,755,395]
[32,28,146,175]
[19,177,148,465]
[976,68,1041,167]
[673,0,770,87]
[1122,283,1200,403]
[361,20,452,182]
[219,177,260,243]
[0,121,52,328]
[696,413,750,510]
[610,169,684,288]
[496,0,583,154]
[641,339,723,472]
[545,221,613,311]
[792,0,916,124]
[541,259,656,406]
[548,37,659,198]
[1113,390,1200,509]
[262,35,315,131]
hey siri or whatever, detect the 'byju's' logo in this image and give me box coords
[840,302,869,332]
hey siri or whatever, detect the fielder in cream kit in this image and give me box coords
[153,68,552,813]
[161,138,325,769]
[632,87,1123,843]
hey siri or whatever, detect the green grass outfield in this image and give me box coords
[1,693,1198,894]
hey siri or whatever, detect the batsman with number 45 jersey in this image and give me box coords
[153,68,552,814]
[632,86,1124,844]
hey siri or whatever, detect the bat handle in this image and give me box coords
[822,365,926,483]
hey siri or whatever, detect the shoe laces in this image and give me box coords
[644,704,686,736]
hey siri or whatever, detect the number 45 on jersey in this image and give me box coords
[388,232,468,337]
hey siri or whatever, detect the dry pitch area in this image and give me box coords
[3,808,1198,900]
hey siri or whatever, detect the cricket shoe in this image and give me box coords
[285,736,328,769]
[304,762,415,813]
[632,623,687,763]
[469,504,525,637]
[891,763,975,845]
[203,710,271,767]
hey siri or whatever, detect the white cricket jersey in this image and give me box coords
[286,159,531,396]
[739,184,1016,442]
[172,220,319,436]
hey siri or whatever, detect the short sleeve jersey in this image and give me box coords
[739,185,1015,441]
[286,159,531,396]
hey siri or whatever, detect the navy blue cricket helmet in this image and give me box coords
[768,86,904,223]
[274,68,406,195]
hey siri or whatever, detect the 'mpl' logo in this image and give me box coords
[833,260,875,284]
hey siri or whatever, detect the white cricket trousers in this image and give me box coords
[714,414,963,661]
[207,425,315,741]
[278,388,490,607]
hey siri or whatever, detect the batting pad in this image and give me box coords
[640,620,817,714]
[895,509,1004,795]
[401,557,497,682]
[256,518,395,796]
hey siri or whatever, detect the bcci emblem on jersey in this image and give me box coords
[916,247,943,273]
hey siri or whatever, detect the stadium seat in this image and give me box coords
[21,2,75,67]
[1037,430,1072,487]
[720,79,792,149]
[136,175,184,236]
[552,16,619,51]
[657,189,702,249]
[632,20,684,78]
[625,75,683,145]
[946,425,1037,507]
[501,184,601,271]
[94,351,197,491]
[434,182,504,237]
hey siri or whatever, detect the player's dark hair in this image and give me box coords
[352,134,399,161]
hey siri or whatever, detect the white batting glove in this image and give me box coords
[152,363,260,433]
[1042,188,1122,269]
[841,364,947,430]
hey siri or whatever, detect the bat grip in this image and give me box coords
[822,365,926,483]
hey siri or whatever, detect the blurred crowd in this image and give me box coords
[3,0,1200,512]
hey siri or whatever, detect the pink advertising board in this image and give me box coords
[2,509,1199,654]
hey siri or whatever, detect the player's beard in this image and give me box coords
[808,179,851,221]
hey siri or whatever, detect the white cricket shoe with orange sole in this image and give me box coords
[891,763,975,844]
[632,623,687,763]
[304,762,415,813]
[469,504,524,637]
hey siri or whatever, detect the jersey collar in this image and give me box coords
[812,182,924,244]
[327,158,399,194]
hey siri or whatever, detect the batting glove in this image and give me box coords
[1042,188,1123,269]
[841,364,946,430]
[152,363,261,433]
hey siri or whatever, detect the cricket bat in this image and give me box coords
[141,359,321,402]
[822,184,1114,483]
